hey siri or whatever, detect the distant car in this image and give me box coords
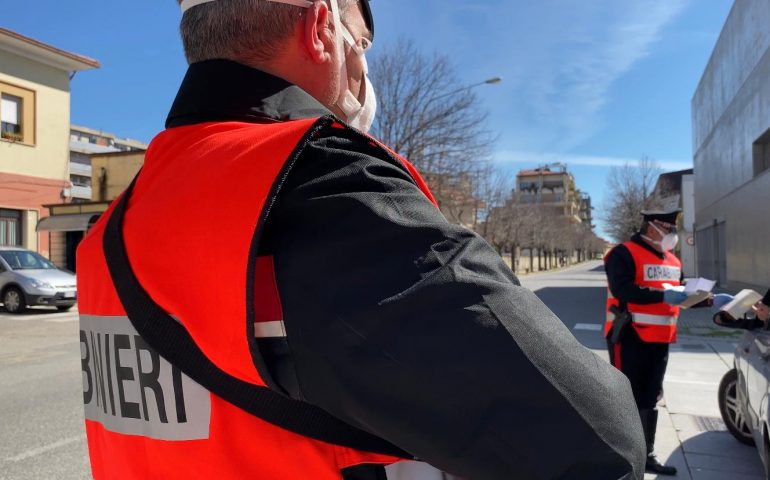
[718,318,770,479]
[0,247,77,313]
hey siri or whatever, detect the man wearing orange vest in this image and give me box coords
[77,0,646,478]
[604,209,703,476]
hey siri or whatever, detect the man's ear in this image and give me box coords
[303,1,333,64]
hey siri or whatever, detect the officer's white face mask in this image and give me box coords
[179,0,377,132]
[336,22,377,132]
[645,222,679,252]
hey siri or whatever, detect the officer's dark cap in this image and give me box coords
[641,208,681,226]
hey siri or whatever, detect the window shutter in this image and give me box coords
[1,96,20,125]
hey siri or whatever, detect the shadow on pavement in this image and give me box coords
[659,429,765,479]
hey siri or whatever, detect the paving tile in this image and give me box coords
[677,430,760,461]
[685,452,764,476]
[689,468,764,480]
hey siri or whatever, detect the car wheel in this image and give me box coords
[3,287,27,314]
[56,305,74,312]
[719,368,755,445]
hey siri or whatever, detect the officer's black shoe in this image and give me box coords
[645,453,677,476]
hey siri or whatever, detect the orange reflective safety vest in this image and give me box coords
[603,241,682,344]
[77,117,435,479]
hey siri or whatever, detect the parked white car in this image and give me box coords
[0,247,77,313]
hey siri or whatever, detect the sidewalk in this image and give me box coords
[593,306,765,479]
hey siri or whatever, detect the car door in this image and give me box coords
[745,329,770,432]
[0,259,9,291]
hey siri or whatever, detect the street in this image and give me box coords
[0,307,89,480]
[0,260,762,479]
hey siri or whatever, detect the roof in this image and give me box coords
[36,213,101,233]
[90,150,146,158]
[517,169,568,177]
[0,28,100,72]
[69,140,121,155]
[71,124,148,149]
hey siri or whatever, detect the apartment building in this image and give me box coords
[516,164,583,224]
[69,125,146,202]
[0,28,98,257]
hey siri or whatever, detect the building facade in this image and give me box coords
[516,164,582,224]
[692,0,770,290]
[68,125,146,202]
[649,169,696,278]
[0,28,98,257]
[39,150,145,270]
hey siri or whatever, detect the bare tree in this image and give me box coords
[600,156,661,243]
[370,39,497,224]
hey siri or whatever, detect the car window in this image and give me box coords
[0,251,56,270]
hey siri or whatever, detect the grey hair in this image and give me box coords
[179,0,355,64]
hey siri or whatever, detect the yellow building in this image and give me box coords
[0,27,98,257]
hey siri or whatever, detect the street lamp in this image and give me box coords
[426,76,503,104]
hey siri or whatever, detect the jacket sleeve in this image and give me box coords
[605,245,665,305]
[261,128,646,479]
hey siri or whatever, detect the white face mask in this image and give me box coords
[644,222,679,252]
[329,0,377,132]
[180,0,377,132]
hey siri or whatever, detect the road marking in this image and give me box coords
[664,377,719,387]
[45,315,79,323]
[5,435,85,463]
[574,323,602,331]
[0,312,78,322]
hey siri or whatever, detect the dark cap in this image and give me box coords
[360,0,374,40]
[641,208,681,226]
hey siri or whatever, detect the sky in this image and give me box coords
[4,0,734,237]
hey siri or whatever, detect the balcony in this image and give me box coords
[71,185,92,200]
[69,161,92,177]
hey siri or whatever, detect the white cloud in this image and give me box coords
[493,150,692,172]
[437,0,691,152]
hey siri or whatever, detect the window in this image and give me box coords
[1,94,21,139]
[70,174,92,187]
[753,127,770,177]
[0,209,22,246]
[0,82,35,145]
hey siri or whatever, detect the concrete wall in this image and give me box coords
[0,49,71,182]
[90,152,145,201]
[692,0,770,291]
[680,175,696,278]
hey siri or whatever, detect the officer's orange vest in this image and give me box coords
[603,241,681,343]
[77,117,435,479]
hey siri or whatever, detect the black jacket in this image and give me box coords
[166,59,645,480]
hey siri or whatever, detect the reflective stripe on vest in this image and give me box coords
[631,313,677,326]
[78,117,431,479]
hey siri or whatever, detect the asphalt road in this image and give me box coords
[0,307,89,480]
[0,260,609,479]
[519,259,609,351]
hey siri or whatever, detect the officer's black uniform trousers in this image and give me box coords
[607,327,669,410]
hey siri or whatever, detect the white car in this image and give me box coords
[0,247,77,313]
